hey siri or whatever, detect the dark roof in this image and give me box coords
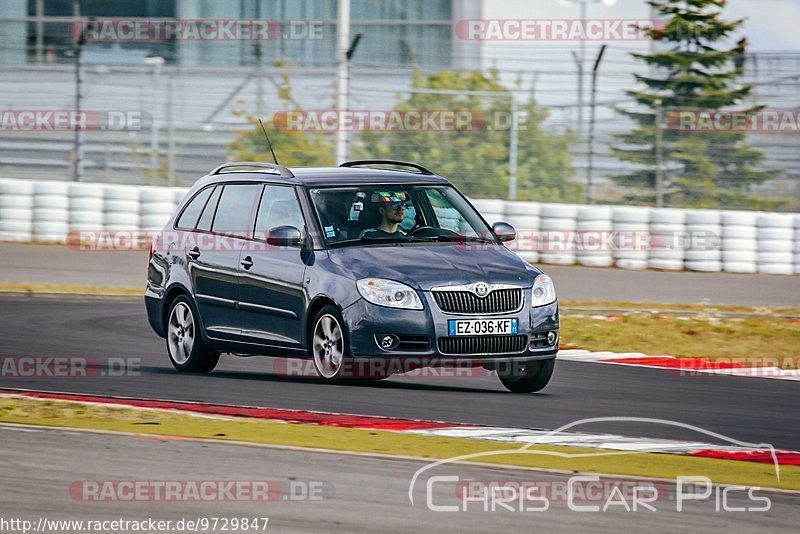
[197,166,450,188]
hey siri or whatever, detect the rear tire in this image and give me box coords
[166,295,220,373]
[498,358,555,393]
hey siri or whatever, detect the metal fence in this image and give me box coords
[0,17,798,211]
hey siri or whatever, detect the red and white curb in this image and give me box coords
[557,349,800,381]
[2,388,798,467]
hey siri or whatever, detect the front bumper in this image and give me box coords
[342,289,559,366]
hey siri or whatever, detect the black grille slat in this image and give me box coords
[432,288,522,315]
[438,335,527,356]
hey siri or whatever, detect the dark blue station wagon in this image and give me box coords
[145,160,559,393]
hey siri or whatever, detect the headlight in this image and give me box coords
[531,274,556,307]
[356,278,424,310]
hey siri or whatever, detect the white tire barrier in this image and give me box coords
[105,200,140,213]
[649,208,685,225]
[722,250,757,263]
[685,209,721,225]
[140,214,172,230]
[612,207,648,269]
[504,201,540,217]
[723,262,758,274]
[69,197,104,212]
[575,206,613,267]
[538,253,576,266]
[104,185,139,201]
[540,217,576,231]
[504,214,540,263]
[648,258,684,271]
[470,199,505,225]
[0,195,33,209]
[140,202,176,216]
[757,227,793,241]
[721,210,758,226]
[539,203,578,219]
[722,238,757,251]
[795,215,800,275]
[0,179,35,196]
[685,212,721,272]
[32,181,69,243]
[757,212,794,275]
[139,186,176,204]
[649,218,686,267]
[68,182,105,199]
[34,194,70,210]
[722,225,757,240]
[33,181,69,196]
[759,263,794,276]
[104,212,139,227]
[757,213,794,228]
[65,182,105,234]
[537,204,578,265]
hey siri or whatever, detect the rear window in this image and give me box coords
[175,186,213,229]
[211,184,261,237]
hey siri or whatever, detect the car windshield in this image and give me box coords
[308,185,494,247]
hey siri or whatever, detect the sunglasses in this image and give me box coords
[386,201,409,210]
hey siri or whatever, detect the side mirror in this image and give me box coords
[492,221,516,243]
[267,225,303,247]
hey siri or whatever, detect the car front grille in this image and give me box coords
[438,335,527,356]
[432,288,523,315]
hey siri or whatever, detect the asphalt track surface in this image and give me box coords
[1,242,799,305]
[0,297,797,450]
[2,425,797,533]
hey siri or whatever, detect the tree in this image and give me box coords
[357,69,580,201]
[611,0,778,208]
[229,72,334,167]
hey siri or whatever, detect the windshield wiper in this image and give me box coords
[328,235,410,248]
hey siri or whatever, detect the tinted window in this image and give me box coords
[254,186,305,240]
[175,186,213,229]
[211,184,261,237]
[196,185,222,232]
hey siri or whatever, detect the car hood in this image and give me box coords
[326,243,538,290]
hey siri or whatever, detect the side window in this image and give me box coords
[175,186,213,230]
[211,184,261,237]
[254,185,305,240]
[426,189,479,237]
[196,185,222,232]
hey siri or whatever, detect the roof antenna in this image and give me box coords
[258,119,280,165]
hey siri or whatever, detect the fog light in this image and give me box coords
[380,335,399,350]
[547,331,558,345]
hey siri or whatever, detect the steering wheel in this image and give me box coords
[407,225,435,236]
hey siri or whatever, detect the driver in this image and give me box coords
[360,191,410,238]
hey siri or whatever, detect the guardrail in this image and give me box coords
[1,178,798,275]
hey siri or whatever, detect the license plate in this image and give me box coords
[448,318,518,336]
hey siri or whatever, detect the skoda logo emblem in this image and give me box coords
[474,283,489,297]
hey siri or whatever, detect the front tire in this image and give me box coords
[498,358,555,393]
[311,305,349,380]
[166,296,220,373]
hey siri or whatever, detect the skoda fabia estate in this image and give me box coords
[145,160,559,393]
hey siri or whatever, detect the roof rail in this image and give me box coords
[210,162,295,178]
[339,160,433,175]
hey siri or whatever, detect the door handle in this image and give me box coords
[241,256,254,270]
[188,247,201,260]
